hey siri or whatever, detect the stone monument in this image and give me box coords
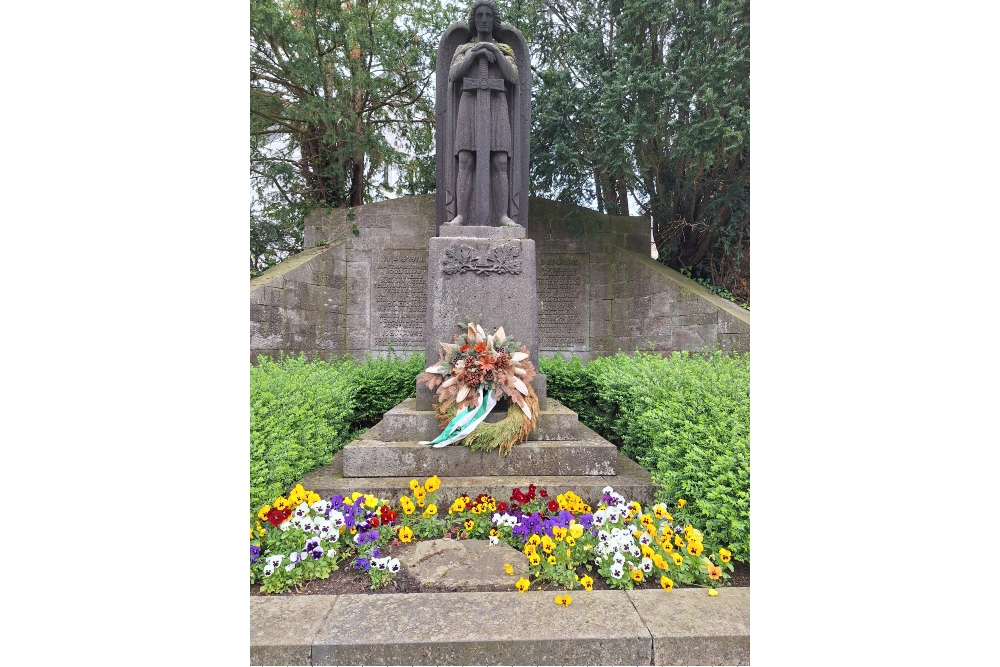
[296,4,655,506]
[435,0,530,233]
[421,1,540,410]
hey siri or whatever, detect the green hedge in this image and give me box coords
[541,350,750,562]
[250,352,424,519]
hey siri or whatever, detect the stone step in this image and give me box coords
[342,420,616,478]
[250,588,751,666]
[298,449,655,507]
[381,397,577,442]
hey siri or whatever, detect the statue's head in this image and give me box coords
[468,0,502,40]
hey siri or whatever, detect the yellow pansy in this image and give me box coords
[398,526,414,543]
[580,574,594,591]
[424,475,441,493]
[565,536,576,547]
[631,569,643,583]
[400,496,415,515]
[719,548,732,563]
[554,595,572,606]
[528,534,541,546]
[504,563,514,575]
[552,526,567,540]
[540,536,556,554]
[450,497,467,513]
[687,540,704,557]
[413,487,426,500]
[515,578,530,593]
[524,543,536,557]
[364,494,378,509]
[306,491,321,505]
[548,555,557,565]
[422,504,437,518]
[660,576,674,591]
[678,498,687,508]
[272,496,289,510]
[257,505,272,521]
[464,519,475,531]
[569,523,584,539]
[672,552,684,566]
[409,479,420,491]
[641,544,654,559]
[528,553,541,566]
[708,588,718,596]
[674,535,685,548]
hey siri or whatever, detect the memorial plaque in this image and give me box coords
[538,254,588,353]
[371,249,428,351]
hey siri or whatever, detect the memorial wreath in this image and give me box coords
[417,323,539,454]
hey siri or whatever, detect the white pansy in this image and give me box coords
[314,518,332,537]
[613,552,626,566]
[267,554,283,568]
[489,535,499,546]
[388,558,401,573]
[639,533,653,546]
[285,562,296,572]
[602,486,614,495]
[289,551,301,564]
[641,557,653,573]
[263,564,275,577]
[279,521,291,532]
[329,510,345,528]
[609,563,624,579]
[311,499,331,514]
[294,501,310,518]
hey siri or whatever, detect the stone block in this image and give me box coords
[719,310,751,334]
[311,591,651,666]
[627,588,750,666]
[670,329,706,351]
[439,225,526,239]
[393,538,531,592]
[719,332,750,354]
[341,421,616,477]
[387,215,423,248]
[250,596,335,666]
[425,235,538,369]
[378,398,577,443]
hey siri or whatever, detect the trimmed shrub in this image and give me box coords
[250,352,424,519]
[251,355,355,520]
[540,350,750,562]
[346,352,426,437]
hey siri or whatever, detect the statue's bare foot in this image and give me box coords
[499,215,519,227]
[444,215,463,226]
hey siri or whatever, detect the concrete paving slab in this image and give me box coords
[250,596,337,666]
[627,588,750,665]
[311,590,652,665]
[394,538,530,591]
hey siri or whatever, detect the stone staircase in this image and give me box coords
[298,395,656,506]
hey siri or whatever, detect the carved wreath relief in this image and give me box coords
[442,242,522,275]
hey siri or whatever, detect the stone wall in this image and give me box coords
[250,195,748,364]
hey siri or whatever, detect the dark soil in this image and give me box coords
[251,559,748,596]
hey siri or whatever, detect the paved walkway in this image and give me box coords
[251,587,749,665]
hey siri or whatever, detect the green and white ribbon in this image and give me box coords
[419,387,498,448]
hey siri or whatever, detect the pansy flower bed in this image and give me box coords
[250,477,735,597]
